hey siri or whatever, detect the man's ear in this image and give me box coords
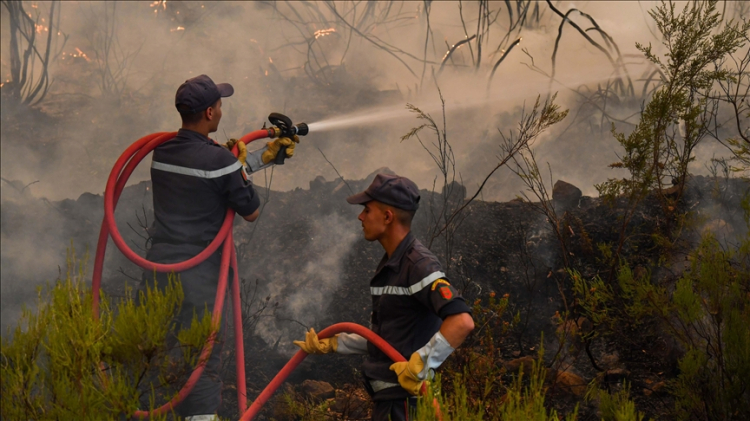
[205,106,214,121]
[383,208,394,225]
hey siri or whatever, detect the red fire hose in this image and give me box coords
[240,322,411,420]
[92,129,272,417]
[92,128,439,420]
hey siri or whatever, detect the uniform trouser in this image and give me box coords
[372,397,418,421]
[141,244,225,417]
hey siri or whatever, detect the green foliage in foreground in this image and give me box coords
[592,383,645,421]
[412,343,641,421]
[0,249,213,420]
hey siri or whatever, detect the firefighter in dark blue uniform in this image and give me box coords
[294,173,475,421]
[143,74,297,420]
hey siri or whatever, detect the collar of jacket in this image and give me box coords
[176,128,217,145]
[376,231,416,274]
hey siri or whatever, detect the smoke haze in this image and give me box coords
[2,1,748,331]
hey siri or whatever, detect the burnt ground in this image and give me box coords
[1,169,748,420]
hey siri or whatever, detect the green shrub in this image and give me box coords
[0,248,212,420]
[591,382,645,421]
[670,228,750,420]
[274,390,331,421]
[573,195,750,420]
[414,343,578,421]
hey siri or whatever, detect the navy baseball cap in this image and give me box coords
[347,173,420,211]
[175,74,234,114]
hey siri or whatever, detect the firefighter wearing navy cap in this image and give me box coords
[142,74,298,420]
[294,173,475,421]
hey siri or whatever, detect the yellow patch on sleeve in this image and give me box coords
[431,279,451,291]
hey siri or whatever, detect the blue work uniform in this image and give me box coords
[364,232,471,421]
[142,128,260,416]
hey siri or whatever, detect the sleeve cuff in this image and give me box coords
[336,332,369,355]
[416,331,455,380]
[234,189,261,217]
[438,299,472,320]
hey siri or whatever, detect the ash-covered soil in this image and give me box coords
[1,170,747,420]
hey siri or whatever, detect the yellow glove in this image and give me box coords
[389,352,426,396]
[224,138,239,150]
[293,328,338,354]
[223,138,247,165]
[261,135,299,164]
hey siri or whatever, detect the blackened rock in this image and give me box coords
[77,192,102,208]
[310,175,327,191]
[300,379,335,402]
[553,180,582,210]
[365,167,396,181]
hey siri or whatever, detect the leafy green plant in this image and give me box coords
[670,227,750,420]
[439,292,515,416]
[596,0,749,266]
[0,248,212,420]
[589,382,645,421]
[274,390,332,421]
[573,194,750,420]
[414,344,578,421]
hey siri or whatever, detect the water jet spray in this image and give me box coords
[305,73,614,134]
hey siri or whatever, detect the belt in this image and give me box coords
[370,380,401,393]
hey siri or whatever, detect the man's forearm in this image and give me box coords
[439,312,475,348]
[409,312,475,381]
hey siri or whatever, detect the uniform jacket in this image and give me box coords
[364,231,471,400]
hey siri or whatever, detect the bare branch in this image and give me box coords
[487,37,522,91]
[315,146,354,195]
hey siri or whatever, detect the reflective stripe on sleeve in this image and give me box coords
[370,271,446,296]
[152,160,243,179]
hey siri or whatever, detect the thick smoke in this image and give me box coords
[250,212,359,348]
[2,1,747,331]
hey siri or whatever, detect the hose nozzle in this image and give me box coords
[267,112,308,165]
[293,122,309,136]
[268,112,308,138]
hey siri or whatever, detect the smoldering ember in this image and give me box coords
[1,2,748,421]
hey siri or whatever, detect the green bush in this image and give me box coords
[413,344,579,421]
[573,195,750,420]
[0,248,213,420]
[591,383,645,421]
[670,227,750,420]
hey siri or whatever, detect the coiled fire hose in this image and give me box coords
[91,127,440,420]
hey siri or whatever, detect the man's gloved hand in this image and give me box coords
[223,138,247,165]
[293,328,338,354]
[389,352,426,396]
[224,138,239,150]
[261,135,299,164]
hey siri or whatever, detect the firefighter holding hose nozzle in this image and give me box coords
[142,74,299,420]
[295,174,475,421]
